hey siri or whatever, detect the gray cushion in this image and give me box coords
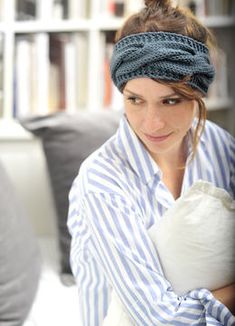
[0,161,41,326]
[20,111,121,275]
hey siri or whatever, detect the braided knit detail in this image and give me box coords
[110,32,215,95]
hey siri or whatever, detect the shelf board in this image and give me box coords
[204,97,233,111]
[1,15,234,34]
[13,17,124,33]
[0,22,8,32]
[95,17,123,30]
[13,20,91,33]
[97,15,235,29]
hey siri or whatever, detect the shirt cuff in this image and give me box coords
[188,288,235,326]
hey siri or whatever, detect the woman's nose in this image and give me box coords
[142,106,165,131]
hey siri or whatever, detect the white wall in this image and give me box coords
[0,137,57,236]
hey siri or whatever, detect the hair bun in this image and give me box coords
[144,0,172,10]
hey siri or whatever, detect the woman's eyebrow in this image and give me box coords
[124,88,179,99]
[159,92,179,99]
[123,89,143,97]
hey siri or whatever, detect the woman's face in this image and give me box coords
[123,78,197,162]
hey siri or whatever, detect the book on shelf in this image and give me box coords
[15,0,90,21]
[99,0,115,18]
[16,0,37,21]
[64,36,77,112]
[102,39,123,111]
[36,0,53,20]
[37,0,69,20]
[48,0,90,20]
[52,0,64,20]
[64,33,88,112]
[36,33,50,114]
[113,0,125,17]
[49,33,67,112]
[15,35,34,117]
[68,0,90,19]
[99,0,143,18]
[72,33,88,109]
[15,33,50,118]
[14,31,89,117]
[103,42,113,108]
[177,0,235,17]
[54,0,69,19]
[101,0,125,17]
[49,32,88,113]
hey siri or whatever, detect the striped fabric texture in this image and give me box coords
[67,115,235,326]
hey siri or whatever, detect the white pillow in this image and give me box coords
[103,180,235,325]
[149,180,235,295]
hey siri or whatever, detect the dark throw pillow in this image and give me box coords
[20,111,121,275]
[0,160,41,326]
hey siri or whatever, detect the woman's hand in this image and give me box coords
[212,283,235,315]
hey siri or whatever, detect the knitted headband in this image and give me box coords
[110,32,215,95]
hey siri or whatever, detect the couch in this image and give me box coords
[0,111,121,326]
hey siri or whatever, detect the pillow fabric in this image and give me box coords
[149,180,235,295]
[0,160,41,326]
[20,111,121,275]
[103,180,235,326]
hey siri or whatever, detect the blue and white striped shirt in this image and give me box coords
[68,115,235,326]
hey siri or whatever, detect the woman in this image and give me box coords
[67,0,235,325]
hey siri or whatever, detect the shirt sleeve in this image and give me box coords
[78,190,235,326]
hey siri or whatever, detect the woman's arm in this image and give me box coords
[77,191,235,325]
[212,284,235,315]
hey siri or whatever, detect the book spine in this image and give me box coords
[15,37,32,117]
[64,35,77,112]
[16,0,37,21]
[68,0,88,19]
[103,39,123,111]
[74,33,88,109]
[49,33,67,111]
[35,33,49,114]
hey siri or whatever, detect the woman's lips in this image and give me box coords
[144,132,172,142]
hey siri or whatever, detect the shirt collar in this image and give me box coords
[116,115,206,185]
[116,115,160,184]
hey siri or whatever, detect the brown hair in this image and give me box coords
[116,0,216,159]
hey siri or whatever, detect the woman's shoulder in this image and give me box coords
[77,135,129,196]
[203,119,235,145]
[80,135,122,171]
[201,120,235,175]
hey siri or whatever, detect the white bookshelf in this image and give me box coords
[0,0,234,139]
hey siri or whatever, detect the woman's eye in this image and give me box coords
[162,98,182,105]
[127,96,142,105]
